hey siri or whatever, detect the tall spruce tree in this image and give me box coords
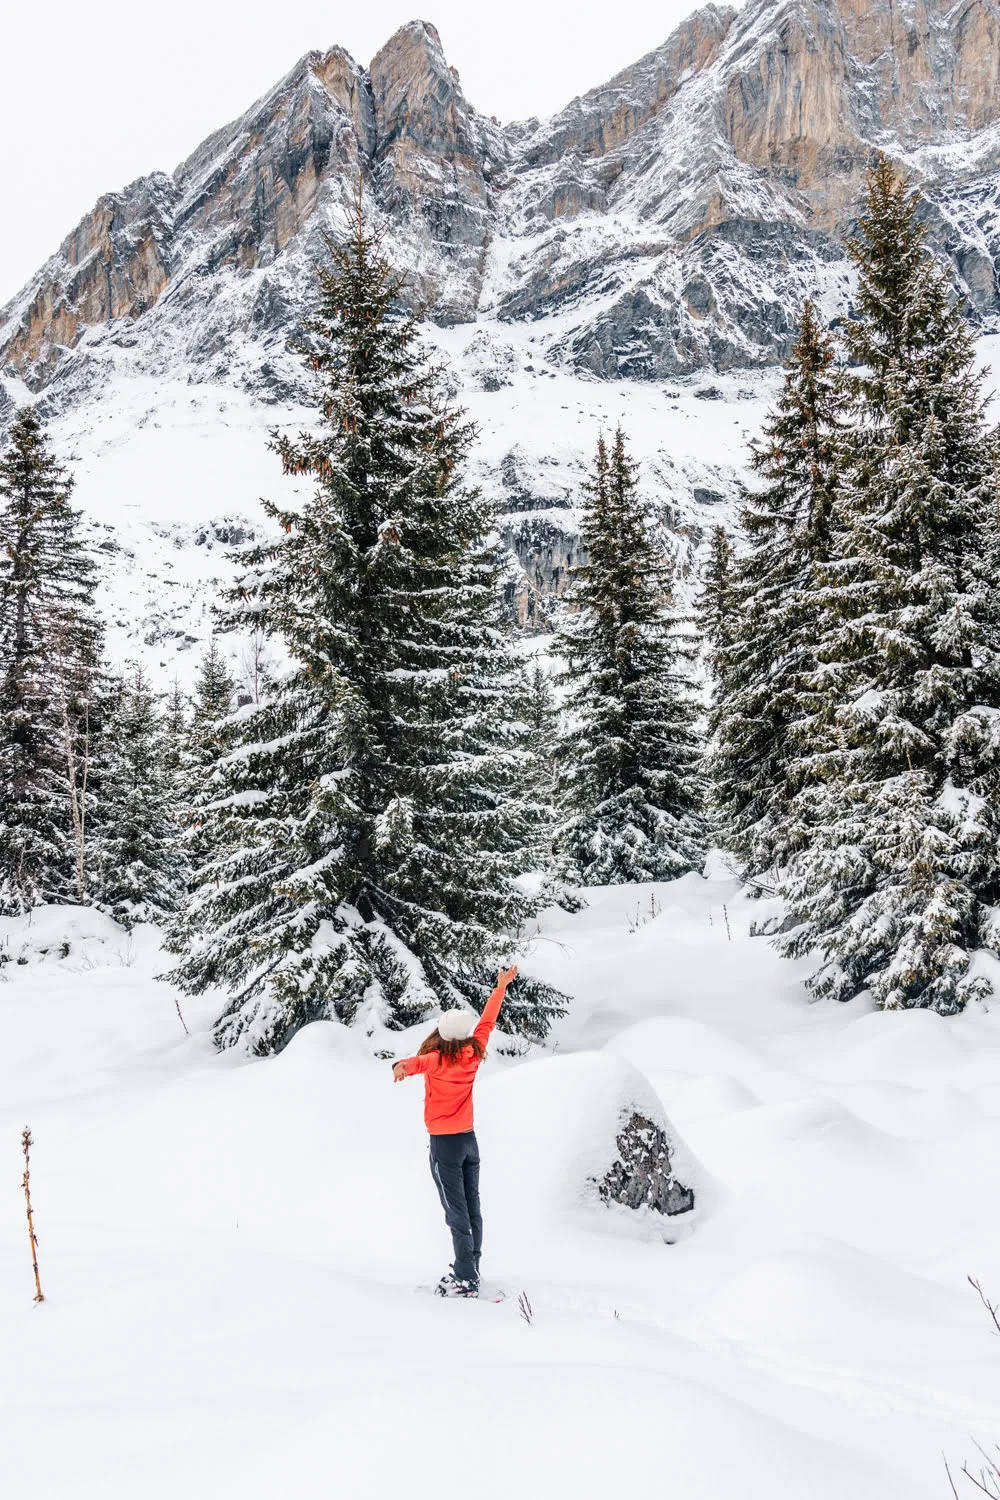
[517,658,557,808]
[187,638,236,778]
[164,199,564,1052]
[93,664,188,928]
[163,675,188,779]
[176,637,236,874]
[514,655,561,884]
[778,160,1000,1013]
[0,408,104,913]
[553,427,706,884]
[697,524,736,663]
[707,301,843,881]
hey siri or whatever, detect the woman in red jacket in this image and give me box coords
[393,966,518,1297]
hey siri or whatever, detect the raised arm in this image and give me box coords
[392,1052,440,1082]
[473,966,518,1048]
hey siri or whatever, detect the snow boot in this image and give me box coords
[435,1270,479,1299]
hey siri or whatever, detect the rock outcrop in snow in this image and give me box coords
[598,1110,696,1217]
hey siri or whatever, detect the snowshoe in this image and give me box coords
[435,1271,479,1299]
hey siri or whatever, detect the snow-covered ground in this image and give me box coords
[2,869,998,1497]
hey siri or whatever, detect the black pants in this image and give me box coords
[429,1130,482,1285]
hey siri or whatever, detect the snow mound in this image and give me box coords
[479,1050,702,1237]
[0,903,150,969]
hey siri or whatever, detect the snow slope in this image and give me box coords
[2,871,998,1497]
[28,322,778,686]
[34,323,1000,689]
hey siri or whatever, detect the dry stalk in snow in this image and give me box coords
[944,1277,1000,1497]
[21,1127,45,1303]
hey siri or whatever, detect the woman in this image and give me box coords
[392,966,518,1297]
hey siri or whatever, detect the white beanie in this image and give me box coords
[438,1008,476,1041]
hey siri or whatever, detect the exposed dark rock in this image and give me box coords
[503,515,583,628]
[192,520,256,548]
[598,1111,695,1217]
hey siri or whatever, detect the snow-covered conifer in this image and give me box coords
[0,408,104,912]
[553,428,706,885]
[707,301,843,881]
[778,161,1000,1013]
[165,199,565,1051]
[187,638,235,774]
[518,657,557,807]
[163,675,188,778]
[174,637,236,874]
[697,524,736,663]
[93,664,188,929]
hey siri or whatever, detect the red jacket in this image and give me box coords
[399,984,505,1135]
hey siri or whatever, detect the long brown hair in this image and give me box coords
[417,1029,485,1066]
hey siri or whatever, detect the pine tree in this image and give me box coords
[163,675,188,778]
[164,199,565,1052]
[553,427,706,885]
[778,160,1000,1013]
[697,524,736,663]
[93,664,188,929]
[513,655,562,891]
[0,408,104,913]
[707,301,843,881]
[517,657,557,807]
[187,638,236,775]
[177,638,236,873]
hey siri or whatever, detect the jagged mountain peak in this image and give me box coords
[5,0,1000,406]
[372,18,449,73]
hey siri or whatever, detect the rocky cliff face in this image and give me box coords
[3,4,1000,655]
[0,23,505,397]
[490,0,1000,376]
[5,1,1000,403]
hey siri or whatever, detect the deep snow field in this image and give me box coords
[3,866,1000,1498]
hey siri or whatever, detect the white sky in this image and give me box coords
[0,0,711,306]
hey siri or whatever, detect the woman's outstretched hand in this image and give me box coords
[392,1061,406,1082]
[497,966,518,990]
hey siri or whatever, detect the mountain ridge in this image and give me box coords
[6,1,1000,410]
[5,3,1000,679]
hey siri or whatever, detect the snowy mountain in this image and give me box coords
[4,1,1000,676]
[6,1,1000,396]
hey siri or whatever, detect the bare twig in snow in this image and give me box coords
[945,1278,1000,1495]
[21,1128,45,1303]
[970,1276,1000,1337]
